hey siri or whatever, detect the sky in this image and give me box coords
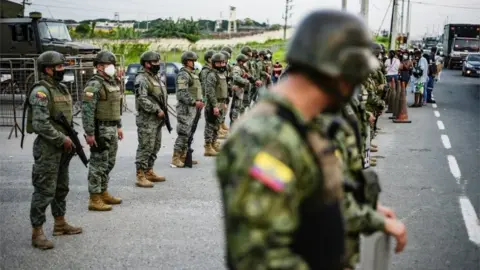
[16,0,480,39]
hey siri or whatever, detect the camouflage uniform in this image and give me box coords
[230,54,250,126]
[204,53,229,156]
[240,46,258,112]
[172,52,202,167]
[364,74,385,148]
[219,50,233,135]
[82,51,122,211]
[134,51,167,187]
[26,51,82,250]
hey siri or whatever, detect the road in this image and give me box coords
[0,70,478,269]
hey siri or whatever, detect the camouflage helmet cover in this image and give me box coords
[371,43,383,55]
[240,46,252,55]
[211,53,226,63]
[37,51,65,71]
[286,10,379,85]
[258,50,267,56]
[181,51,198,63]
[140,51,161,65]
[204,50,216,62]
[220,50,231,59]
[236,54,249,62]
[94,50,117,66]
[221,46,233,54]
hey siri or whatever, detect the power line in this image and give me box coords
[377,0,393,34]
[410,1,480,10]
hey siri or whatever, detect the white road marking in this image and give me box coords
[459,196,480,246]
[434,110,440,117]
[432,103,438,108]
[441,135,452,149]
[437,120,445,130]
[447,155,461,184]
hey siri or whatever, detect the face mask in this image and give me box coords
[266,54,271,59]
[104,64,116,77]
[215,66,226,73]
[403,54,408,60]
[149,64,160,74]
[52,69,65,82]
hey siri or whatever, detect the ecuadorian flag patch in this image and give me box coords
[35,91,47,99]
[248,151,294,192]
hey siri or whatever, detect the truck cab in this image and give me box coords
[443,24,480,69]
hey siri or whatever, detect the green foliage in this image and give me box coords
[141,18,201,43]
[75,23,90,35]
[102,43,151,65]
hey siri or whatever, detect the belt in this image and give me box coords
[97,120,119,126]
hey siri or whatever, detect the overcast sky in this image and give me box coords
[18,0,480,39]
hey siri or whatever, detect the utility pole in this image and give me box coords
[360,0,369,26]
[342,0,347,11]
[22,0,32,17]
[389,0,399,50]
[282,0,293,40]
[400,0,404,36]
[406,0,411,41]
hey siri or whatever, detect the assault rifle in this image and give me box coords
[184,108,202,168]
[149,92,173,133]
[54,112,89,167]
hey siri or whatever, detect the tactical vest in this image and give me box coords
[215,72,228,99]
[89,75,121,121]
[135,71,163,111]
[186,71,202,100]
[26,80,73,134]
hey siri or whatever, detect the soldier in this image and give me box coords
[204,53,229,156]
[229,54,251,126]
[26,51,82,249]
[256,50,271,87]
[364,73,385,163]
[265,49,274,86]
[239,46,262,113]
[215,10,380,269]
[217,50,232,139]
[199,50,215,97]
[134,51,168,187]
[82,51,123,211]
[171,51,204,167]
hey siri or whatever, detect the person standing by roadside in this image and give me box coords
[272,60,283,83]
[384,50,401,85]
[399,50,413,94]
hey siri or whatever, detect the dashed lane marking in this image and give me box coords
[434,110,440,117]
[441,134,452,149]
[447,155,462,184]
[437,120,445,130]
[459,196,480,246]
[432,103,438,108]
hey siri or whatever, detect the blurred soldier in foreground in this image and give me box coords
[134,51,167,187]
[171,51,204,167]
[204,53,229,156]
[216,10,379,269]
[26,51,82,249]
[82,51,123,211]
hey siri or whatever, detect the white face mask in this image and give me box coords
[403,54,409,60]
[104,64,116,77]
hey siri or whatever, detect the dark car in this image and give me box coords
[124,63,167,92]
[462,54,480,77]
[164,62,203,94]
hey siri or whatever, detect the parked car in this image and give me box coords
[462,54,480,77]
[125,63,167,92]
[164,62,203,94]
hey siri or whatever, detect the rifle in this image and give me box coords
[149,92,173,133]
[53,112,89,167]
[184,108,202,168]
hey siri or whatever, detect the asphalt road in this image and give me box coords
[0,70,478,269]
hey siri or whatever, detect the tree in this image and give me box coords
[75,23,91,35]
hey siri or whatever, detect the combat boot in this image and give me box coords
[180,150,198,165]
[32,227,54,250]
[221,122,229,131]
[88,194,113,211]
[136,169,154,188]
[52,216,82,236]
[171,151,185,168]
[145,168,166,182]
[212,140,221,152]
[100,191,122,205]
[370,146,378,153]
[217,130,227,140]
[370,157,377,162]
[370,159,377,167]
[371,143,378,148]
[204,143,218,157]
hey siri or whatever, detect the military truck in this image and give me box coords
[442,24,480,69]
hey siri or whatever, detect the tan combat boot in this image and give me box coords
[370,146,378,153]
[370,159,377,167]
[371,143,378,148]
[171,151,185,168]
[221,122,229,131]
[136,169,154,188]
[180,150,198,165]
[100,191,122,205]
[88,194,112,211]
[217,131,227,140]
[52,216,83,236]
[204,143,218,157]
[32,227,54,250]
[212,140,221,152]
[145,168,166,182]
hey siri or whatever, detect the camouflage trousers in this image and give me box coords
[204,104,224,144]
[87,125,118,194]
[229,88,244,126]
[30,136,72,227]
[249,86,259,105]
[174,103,196,152]
[135,114,163,170]
[240,87,251,114]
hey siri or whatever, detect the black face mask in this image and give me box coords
[149,64,160,74]
[52,69,65,82]
[215,66,226,73]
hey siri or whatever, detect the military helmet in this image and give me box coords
[258,50,267,56]
[286,10,379,85]
[37,51,65,72]
[236,54,249,62]
[220,50,231,59]
[371,43,383,55]
[204,50,215,62]
[140,51,161,66]
[211,53,226,64]
[252,49,258,55]
[221,46,233,55]
[181,51,198,64]
[266,49,272,55]
[94,51,116,66]
[240,46,252,55]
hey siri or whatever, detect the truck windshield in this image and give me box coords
[453,39,480,52]
[38,22,72,42]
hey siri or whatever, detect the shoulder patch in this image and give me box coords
[35,91,47,100]
[176,74,188,89]
[248,151,294,192]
